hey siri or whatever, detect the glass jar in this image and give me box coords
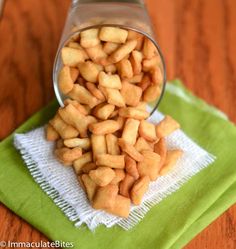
[53,0,166,114]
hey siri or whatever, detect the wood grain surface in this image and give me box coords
[0,0,235,248]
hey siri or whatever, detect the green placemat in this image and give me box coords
[0,80,235,249]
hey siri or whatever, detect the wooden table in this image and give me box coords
[0,0,235,248]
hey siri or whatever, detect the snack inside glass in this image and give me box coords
[53,0,166,115]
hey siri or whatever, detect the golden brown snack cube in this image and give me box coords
[89,120,120,135]
[55,147,82,163]
[106,134,120,155]
[151,67,163,85]
[85,44,107,63]
[121,118,140,146]
[85,82,106,101]
[45,124,59,141]
[127,30,144,51]
[104,64,117,74]
[125,155,139,180]
[106,88,126,107]
[98,71,122,89]
[142,56,160,72]
[61,47,85,66]
[70,67,79,82]
[160,150,183,176]
[58,66,74,94]
[80,28,100,48]
[117,59,133,79]
[118,138,144,162]
[68,84,98,108]
[58,104,91,138]
[120,81,142,107]
[93,104,115,120]
[138,73,151,91]
[78,61,100,83]
[99,27,128,44]
[129,73,144,83]
[143,84,161,103]
[119,174,135,198]
[154,138,167,169]
[105,195,131,218]
[81,174,97,202]
[135,137,153,152]
[139,120,157,142]
[130,176,150,205]
[137,150,161,181]
[89,167,115,186]
[49,114,79,139]
[109,40,137,63]
[64,99,89,115]
[110,169,126,184]
[91,134,107,161]
[92,184,118,210]
[156,115,180,138]
[64,138,91,150]
[119,107,149,120]
[96,154,125,169]
[73,152,92,174]
[130,50,143,75]
[103,42,120,55]
[142,37,157,59]
[81,162,97,173]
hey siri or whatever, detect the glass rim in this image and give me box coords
[71,0,145,6]
[53,23,167,116]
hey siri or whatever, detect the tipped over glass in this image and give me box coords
[53,0,166,115]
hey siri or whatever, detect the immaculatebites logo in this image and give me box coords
[0,240,74,248]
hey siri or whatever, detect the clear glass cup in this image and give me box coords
[53,0,166,115]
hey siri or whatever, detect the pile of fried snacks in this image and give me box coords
[46,26,183,217]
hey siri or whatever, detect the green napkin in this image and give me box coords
[0,80,235,249]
